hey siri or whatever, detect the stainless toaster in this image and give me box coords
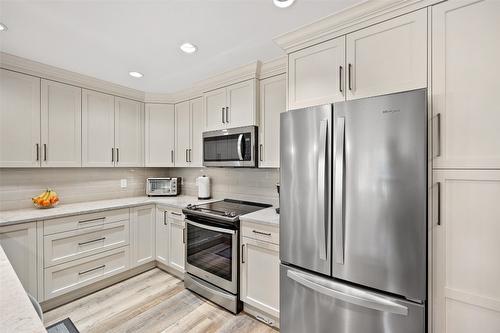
[146,177,181,196]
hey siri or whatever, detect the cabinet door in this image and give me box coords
[168,219,185,273]
[346,8,427,100]
[432,0,500,169]
[115,97,144,167]
[0,69,41,167]
[433,170,500,333]
[82,89,115,167]
[0,222,38,298]
[130,205,155,267]
[241,237,280,318]
[145,103,175,167]
[204,87,226,131]
[155,208,169,266]
[41,80,81,167]
[288,36,345,109]
[175,100,191,167]
[259,74,286,168]
[190,97,204,167]
[226,79,257,128]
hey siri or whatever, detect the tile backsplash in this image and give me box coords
[0,168,167,211]
[166,167,280,206]
[0,167,279,211]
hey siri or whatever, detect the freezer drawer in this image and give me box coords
[280,264,425,333]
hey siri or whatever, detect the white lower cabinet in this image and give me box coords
[0,222,38,298]
[433,170,500,333]
[155,206,186,274]
[44,246,130,300]
[130,205,155,267]
[167,212,186,273]
[240,221,280,321]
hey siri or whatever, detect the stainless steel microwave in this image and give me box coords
[203,126,258,167]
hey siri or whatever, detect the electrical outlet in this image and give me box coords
[120,179,127,188]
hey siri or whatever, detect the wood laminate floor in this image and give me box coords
[43,268,278,333]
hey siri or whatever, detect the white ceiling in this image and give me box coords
[0,0,358,93]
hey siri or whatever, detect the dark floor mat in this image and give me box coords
[46,317,80,333]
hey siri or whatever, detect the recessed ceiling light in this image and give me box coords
[0,23,8,32]
[273,0,295,8]
[180,43,197,54]
[129,71,143,78]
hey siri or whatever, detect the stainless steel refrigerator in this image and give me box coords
[280,89,427,333]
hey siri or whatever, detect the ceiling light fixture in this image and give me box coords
[180,43,197,54]
[0,23,8,32]
[273,0,295,8]
[129,71,143,78]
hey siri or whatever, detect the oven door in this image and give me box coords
[185,218,238,294]
[203,126,257,167]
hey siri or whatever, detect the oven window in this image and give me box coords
[187,222,233,282]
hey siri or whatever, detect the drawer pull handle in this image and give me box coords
[252,230,271,236]
[78,237,106,246]
[171,212,182,216]
[78,264,105,275]
[78,217,105,224]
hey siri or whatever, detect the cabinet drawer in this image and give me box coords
[167,209,185,223]
[44,220,129,267]
[44,208,129,235]
[241,221,279,245]
[44,246,129,300]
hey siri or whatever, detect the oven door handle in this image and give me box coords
[186,219,236,235]
[237,134,244,161]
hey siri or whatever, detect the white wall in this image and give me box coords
[166,168,279,206]
[0,168,168,211]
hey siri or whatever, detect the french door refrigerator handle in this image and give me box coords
[237,134,244,161]
[287,269,408,316]
[317,119,328,261]
[334,117,345,265]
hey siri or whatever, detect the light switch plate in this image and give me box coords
[120,179,127,188]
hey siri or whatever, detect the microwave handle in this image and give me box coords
[237,134,244,161]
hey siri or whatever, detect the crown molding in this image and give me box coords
[258,56,287,80]
[0,52,145,101]
[274,0,439,53]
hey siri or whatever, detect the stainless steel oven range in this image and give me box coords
[182,199,271,313]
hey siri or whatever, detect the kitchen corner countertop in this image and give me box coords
[240,206,280,226]
[0,246,46,333]
[0,195,213,226]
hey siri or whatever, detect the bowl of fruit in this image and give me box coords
[32,189,59,209]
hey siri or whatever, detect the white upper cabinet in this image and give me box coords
[145,103,175,167]
[204,87,227,131]
[114,97,144,167]
[175,100,191,167]
[288,36,345,109]
[226,79,257,128]
[41,80,82,167]
[346,8,427,100]
[0,69,41,167]
[82,89,115,167]
[432,0,500,169]
[190,97,204,167]
[259,74,286,168]
[204,79,257,131]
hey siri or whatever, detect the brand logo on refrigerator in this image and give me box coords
[382,109,401,114]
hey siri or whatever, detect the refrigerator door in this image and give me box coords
[280,105,332,276]
[332,89,427,300]
[281,264,425,333]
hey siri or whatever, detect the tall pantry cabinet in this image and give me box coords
[431,1,500,332]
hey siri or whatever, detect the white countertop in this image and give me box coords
[0,195,213,226]
[0,246,46,333]
[240,206,280,226]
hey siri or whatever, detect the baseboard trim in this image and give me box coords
[243,303,280,329]
[40,261,156,311]
[155,261,185,280]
